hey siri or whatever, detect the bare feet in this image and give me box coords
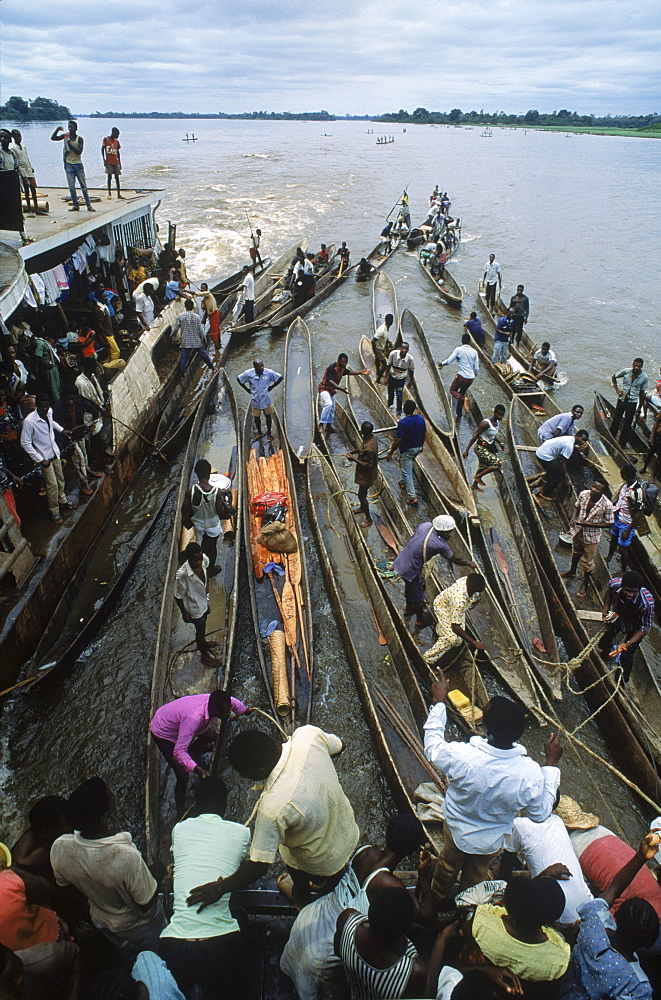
[359,519,373,528]
[560,571,576,579]
[577,589,587,598]
[351,506,363,515]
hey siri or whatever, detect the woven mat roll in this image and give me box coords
[269,629,290,717]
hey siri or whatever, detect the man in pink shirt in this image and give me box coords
[150,691,249,817]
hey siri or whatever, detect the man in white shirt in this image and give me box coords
[174,542,220,668]
[530,342,558,379]
[384,342,415,417]
[372,313,394,382]
[134,282,156,330]
[160,777,250,999]
[20,395,75,524]
[10,129,39,215]
[240,265,255,324]
[483,254,502,310]
[500,805,594,924]
[187,726,358,911]
[424,673,562,903]
[438,333,479,420]
[535,430,590,501]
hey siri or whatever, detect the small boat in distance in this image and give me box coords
[182,133,198,141]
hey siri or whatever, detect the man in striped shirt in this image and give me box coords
[598,572,655,683]
[172,300,214,374]
[561,479,614,597]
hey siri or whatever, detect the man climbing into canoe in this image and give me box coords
[317,353,364,439]
[392,515,477,628]
[599,571,655,683]
[438,332,480,421]
[423,574,488,666]
[463,404,506,492]
[237,358,283,442]
[560,478,614,597]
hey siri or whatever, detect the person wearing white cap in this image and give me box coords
[423,574,487,665]
[392,515,477,628]
[182,458,236,576]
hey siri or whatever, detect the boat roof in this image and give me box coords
[0,242,28,320]
[1,186,164,267]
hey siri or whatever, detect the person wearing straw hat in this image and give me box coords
[424,682,563,905]
[393,515,477,628]
[557,796,661,943]
[500,793,594,924]
[182,458,235,576]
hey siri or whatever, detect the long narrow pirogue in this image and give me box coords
[282,317,315,463]
[306,446,446,849]
[372,271,400,340]
[146,371,242,864]
[508,395,661,801]
[417,247,464,307]
[243,409,313,729]
[356,238,398,282]
[219,238,308,339]
[335,384,544,720]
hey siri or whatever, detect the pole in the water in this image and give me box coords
[385,182,412,222]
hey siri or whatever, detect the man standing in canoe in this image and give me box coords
[508,284,529,347]
[373,313,395,383]
[240,265,255,324]
[346,421,379,528]
[561,479,614,597]
[463,404,506,492]
[393,514,477,627]
[385,399,426,507]
[195,283,221,350]
[237,358,283,442]
[534,430,590,502]
[182,458,235,575]
[424,681,563,904]
[607,462,645,572]
[610,358,649,449]
[249,227,263,268]
[492,309,515,364]
[599,571,655,683]
[173,542,223,671]
[483,253,502,311]
[384,342,415,417]
[172,300,215,375]
[423,574,488,665]
[438,332,479,420]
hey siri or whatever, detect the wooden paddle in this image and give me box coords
[374,518,399,554]
[370,604,388,645]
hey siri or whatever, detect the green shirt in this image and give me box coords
[160,815,250,940]
[614,368,649,402]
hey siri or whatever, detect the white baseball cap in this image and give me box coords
[433,514,456,533]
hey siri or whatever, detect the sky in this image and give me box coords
[2,0,660,117]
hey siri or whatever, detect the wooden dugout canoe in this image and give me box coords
[417,247,464,307]
[242,409,313,729]
[220,238,308,338]
[593,391,650,464]
[342,378,545,719]
[356,238,398,282]
[372,271,400,341]
[209,256,272,300]
[146,371,243,863]
[306,446,446,848]
[268,252,349,332]
[353,349,477,523]
[508,395,661,800]
[397,308,455,439]
[283,318,314,463]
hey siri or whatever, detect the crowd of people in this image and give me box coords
[3,681,661,1000]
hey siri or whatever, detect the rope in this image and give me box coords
[249,706,288,740]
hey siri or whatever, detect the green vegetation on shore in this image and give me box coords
[376,107,661,135]
[0,96,72,121]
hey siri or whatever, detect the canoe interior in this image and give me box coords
[397,307,455,439]
[222,238,308,337]
[372,270,400,340]
[146,372,240,864]
[306,448,445,849]
[356,238,398,280]
[243,408,313,729]
[283,318,314,462]
[417,247,463,306]
[269,256,347,332]
[332,392,544,719]
[508,395,661,784]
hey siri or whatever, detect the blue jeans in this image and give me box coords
[388,376,405,414]
[400,447,422,498]
[180,346,214,373]
[492,339,509,364]
[64,162,91,208]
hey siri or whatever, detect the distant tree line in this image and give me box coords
[88,110,370,121]
[376,107,661,129]
[0,96,73,121]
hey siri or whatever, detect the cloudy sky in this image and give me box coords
[2,0,660,116]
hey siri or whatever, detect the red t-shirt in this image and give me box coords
[0,869,59,951]
[102,137,121,166]
[580,834,661,918]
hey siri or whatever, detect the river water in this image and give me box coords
[2,119,659,848]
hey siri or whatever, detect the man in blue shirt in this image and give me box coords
[237,358,283,441]
[463,312,484,346]
[492,309,515,364]
[385,399,426,506]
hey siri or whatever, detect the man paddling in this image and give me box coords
[561,478,614,597]
[393,515,477,627]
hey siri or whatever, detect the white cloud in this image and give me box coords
[2,0,660,114]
